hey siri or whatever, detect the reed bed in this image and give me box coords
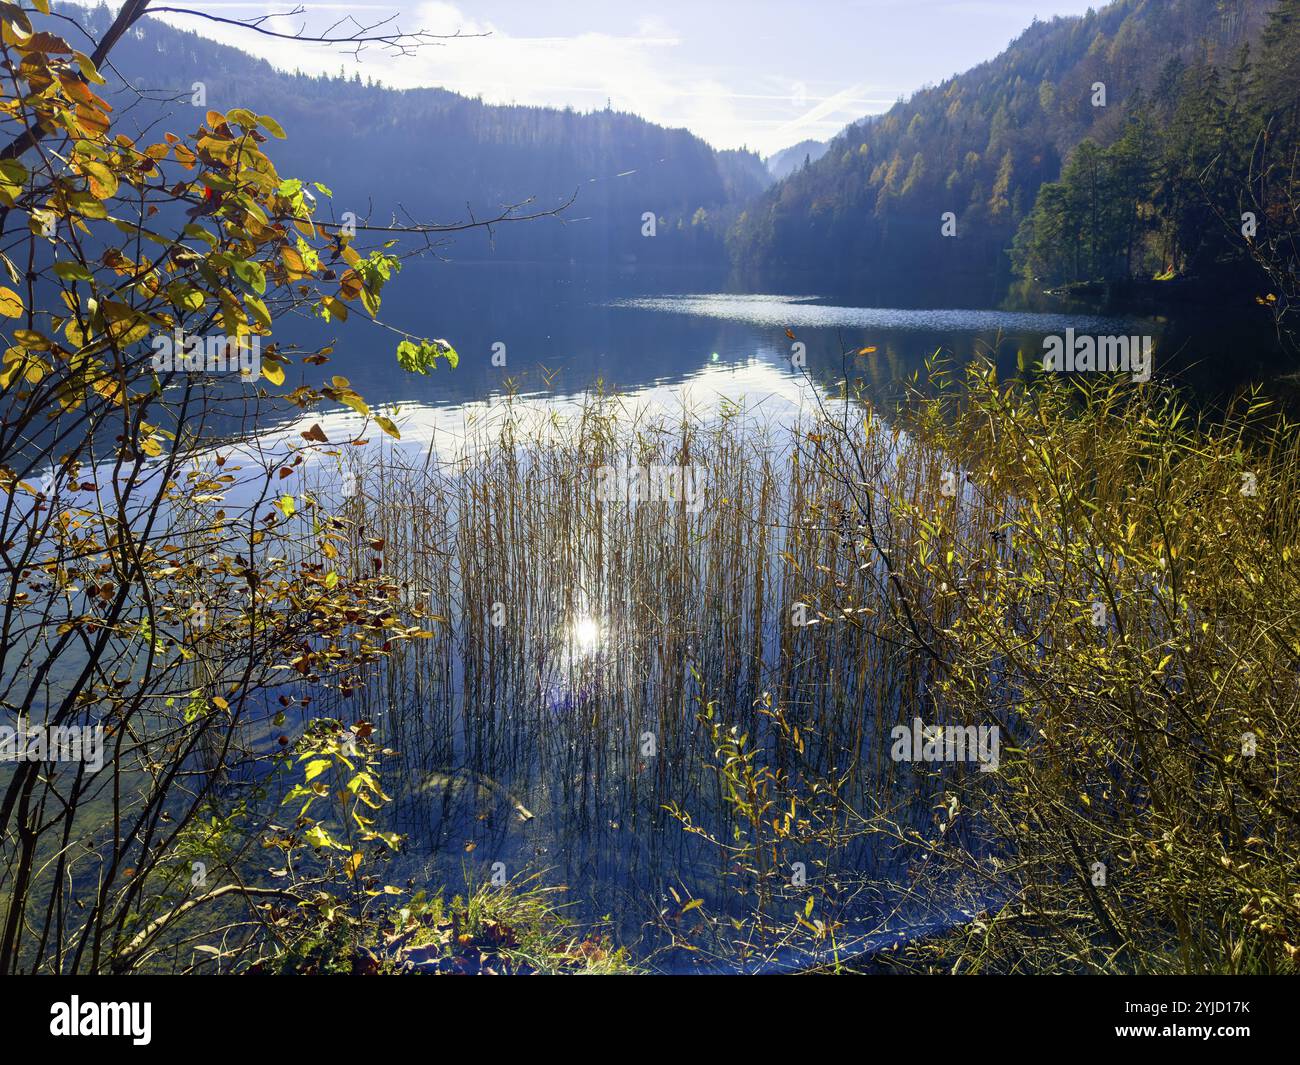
[291,390,993,969]
[292,363,1300,974]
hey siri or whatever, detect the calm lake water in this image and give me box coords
[272,260,1289,423]
[3,259,1243,972]
[15,256,1289,973]
[22,259,1288,972]
[228,262,1284,972]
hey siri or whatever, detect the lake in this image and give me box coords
[20,259,1288,973]
[214,261,1283,972]
[265,260,1291,429]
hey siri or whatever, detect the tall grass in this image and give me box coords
[308,390,938,969]
[314,362,1300,973]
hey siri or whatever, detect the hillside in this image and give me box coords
[767,139,829,181]
[61,4,768,267]
[728,0,1286,294]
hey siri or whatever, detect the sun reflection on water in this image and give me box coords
[571,616,603,655]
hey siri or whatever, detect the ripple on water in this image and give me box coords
[608,293,1136,335]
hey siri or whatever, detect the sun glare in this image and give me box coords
[572,617,602,653]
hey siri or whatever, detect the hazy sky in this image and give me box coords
[107,1,1104,155]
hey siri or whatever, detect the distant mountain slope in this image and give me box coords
[60,4,768,266]
[767,139,829,181]
[729,0,1281,291]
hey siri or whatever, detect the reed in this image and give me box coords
[313,388,963,970]
[322,362,1300,973]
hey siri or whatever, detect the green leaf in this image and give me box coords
[230,258,266,295]
[396,338,458,375]
[53,262,94,283]
[184,223,218,247]
[244,293,272,329]
[0,159,27,206]
[167,283,205,312]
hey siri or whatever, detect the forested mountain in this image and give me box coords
[767,139,829,180]
[1013,0,1300,297]
[60,4,769,267]
[729,0,1295,296]
[48,1,1298,299]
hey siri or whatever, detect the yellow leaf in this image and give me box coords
[321,295,348,321]
[73,50,107,85]
[261,361,285,386]
[338,392,369,418]
[304,758,331,782]
[281,245,307,278]
[245,294,271,329]
[0,286,23,317]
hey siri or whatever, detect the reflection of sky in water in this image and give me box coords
[609,292,1136,334]
[28,361,820,547]
[250,358,822,471]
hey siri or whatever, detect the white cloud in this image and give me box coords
[64,1,906,153]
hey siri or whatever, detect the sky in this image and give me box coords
[89,0,1105,156]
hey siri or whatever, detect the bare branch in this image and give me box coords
[146,5,489,59]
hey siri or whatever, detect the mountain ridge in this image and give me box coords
[58,3,768,266]
[727,0,1285,293]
